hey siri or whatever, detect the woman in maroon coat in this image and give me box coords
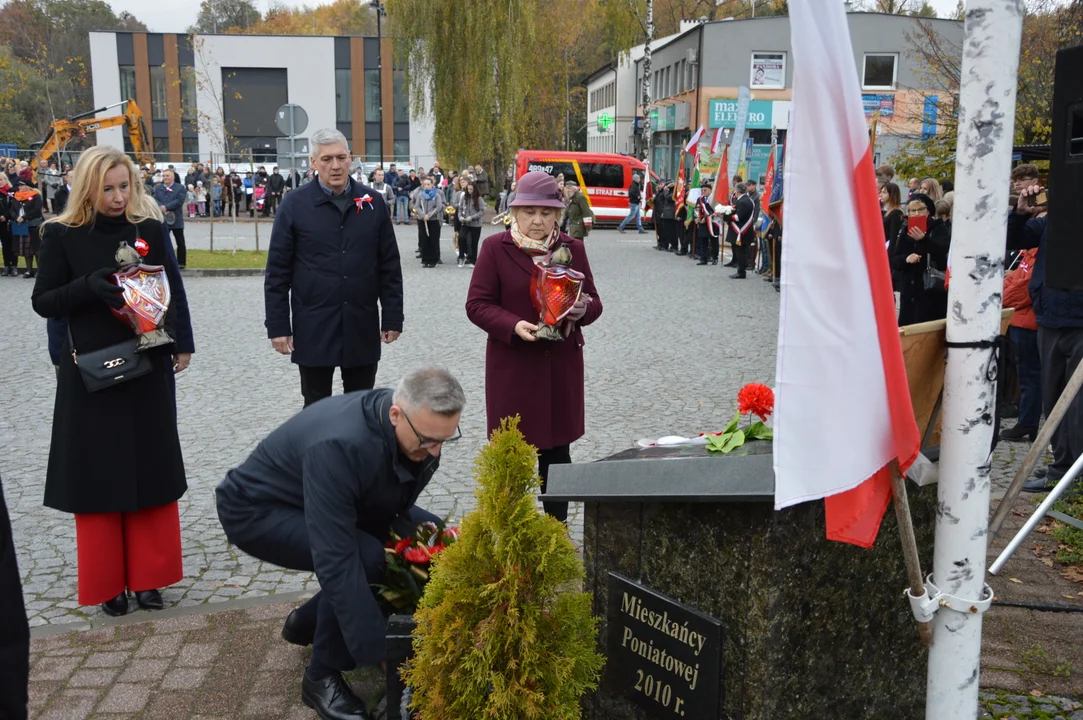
[465,171,603,521]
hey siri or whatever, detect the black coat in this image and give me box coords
[53,185,69,215]
[264,178,404,368]
[725,194,756,246]
[31,214,190,514]
[890,217,951,325]
[883,208,905,291]
[216,388,439,668]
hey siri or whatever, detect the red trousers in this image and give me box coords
[74,501,183,606]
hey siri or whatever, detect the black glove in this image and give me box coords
[86,267,126,310]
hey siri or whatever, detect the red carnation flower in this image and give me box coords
[403,546,432,565]
[393,538,412,555]
[737,383,775,421]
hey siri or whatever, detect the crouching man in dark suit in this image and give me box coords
[216,366,465,720]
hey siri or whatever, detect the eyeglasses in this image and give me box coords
[400,409,462,449]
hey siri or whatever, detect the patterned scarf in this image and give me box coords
[509,218,559,258]
[14,188,39,202]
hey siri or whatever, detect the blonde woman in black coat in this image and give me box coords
[32,146,194,617]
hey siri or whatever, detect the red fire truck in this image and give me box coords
[514,150,657,226]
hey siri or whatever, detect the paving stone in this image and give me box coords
[81,650,130,668]
[68,667,120,687]
[35,688,101,720]
[152,613,209,634]
[133,633,184,658]
[161,667,210,690]
[94,682,151,713]
[30,655,84,681]
[176,642,221,667]
[116,657,171,683]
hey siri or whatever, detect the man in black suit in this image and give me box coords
[727,182,756,279]
[52,171,71,215]
[216,367,465,720]
[265,128,404,407]
[695,180,721,266]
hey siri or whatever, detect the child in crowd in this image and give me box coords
[186,184,197,218]
[195,181,207,217]
[211,178,222,217]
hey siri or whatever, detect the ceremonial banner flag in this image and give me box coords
[760,134,778,219]
[684,125,706,154]
[708,145,729,207]
[710,127,725,155]
[774,0,920,548]
[767,143,785,226]
[673,150,688,208]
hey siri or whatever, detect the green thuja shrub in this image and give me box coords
[402,416,605,719]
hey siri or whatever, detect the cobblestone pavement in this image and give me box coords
[27,598,377,719]
[979,689,1083,719]
[1,227,777,627]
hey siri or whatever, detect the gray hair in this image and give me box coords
[735,182,748,194]
[310,128,350,153]
[632,173,641,182]
[393,366,466,416]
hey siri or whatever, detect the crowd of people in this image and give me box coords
[641,172,778,286]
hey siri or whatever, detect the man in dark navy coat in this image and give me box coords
[216,367,465,720]
[265,129,404,407]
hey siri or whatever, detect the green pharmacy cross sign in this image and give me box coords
[597,112,613,132]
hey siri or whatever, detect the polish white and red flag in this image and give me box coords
[773,0,920,548]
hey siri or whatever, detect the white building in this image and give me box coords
[584,25,691,157]
[87,31,437,169]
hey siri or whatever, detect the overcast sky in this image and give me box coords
[107,0,963,34]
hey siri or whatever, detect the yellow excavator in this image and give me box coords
[31,99,154,180]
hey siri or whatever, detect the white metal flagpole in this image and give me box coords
[923,1,1023,718]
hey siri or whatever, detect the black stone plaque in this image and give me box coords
[605,573,723,718]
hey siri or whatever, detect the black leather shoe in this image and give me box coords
[1000,424,1038,442]
[282,608,315,647]
[697,260,708,265]
[135,589,164,610]
[301,671,373,720]
[729,273,746,279]
[723,261,737,267]
[101,591,129,617]
[676,250,688,256]
[710,260,718,265]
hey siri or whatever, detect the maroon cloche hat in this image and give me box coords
[509,170,565,208]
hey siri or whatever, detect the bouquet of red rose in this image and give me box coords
[705,382,775,454]
[377,520,460,613]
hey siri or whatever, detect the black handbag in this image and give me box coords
[69,329,152,393]
[923,255,946,292]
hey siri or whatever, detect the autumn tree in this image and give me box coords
[0,0,148,144]
[239,0,377,36]
[387,0,590,171]
[188,0,261,34]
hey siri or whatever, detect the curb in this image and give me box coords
[29,589,314,638]
[181,268,264,277]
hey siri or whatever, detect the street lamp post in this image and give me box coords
[370,0,386,168]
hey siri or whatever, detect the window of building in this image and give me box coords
[393,70,409,123]
[394,139,409,162]
[153,136,169,157]
[750,52,786,89]
[365,69,380,122]
[150,65,168,120]
[366,138,381,162]
[335,69,352,123]
[182,137,199,162]
[689,62,697,90]
[862,54,897,90]
[120,66,137,103]
[180,67,197,122]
